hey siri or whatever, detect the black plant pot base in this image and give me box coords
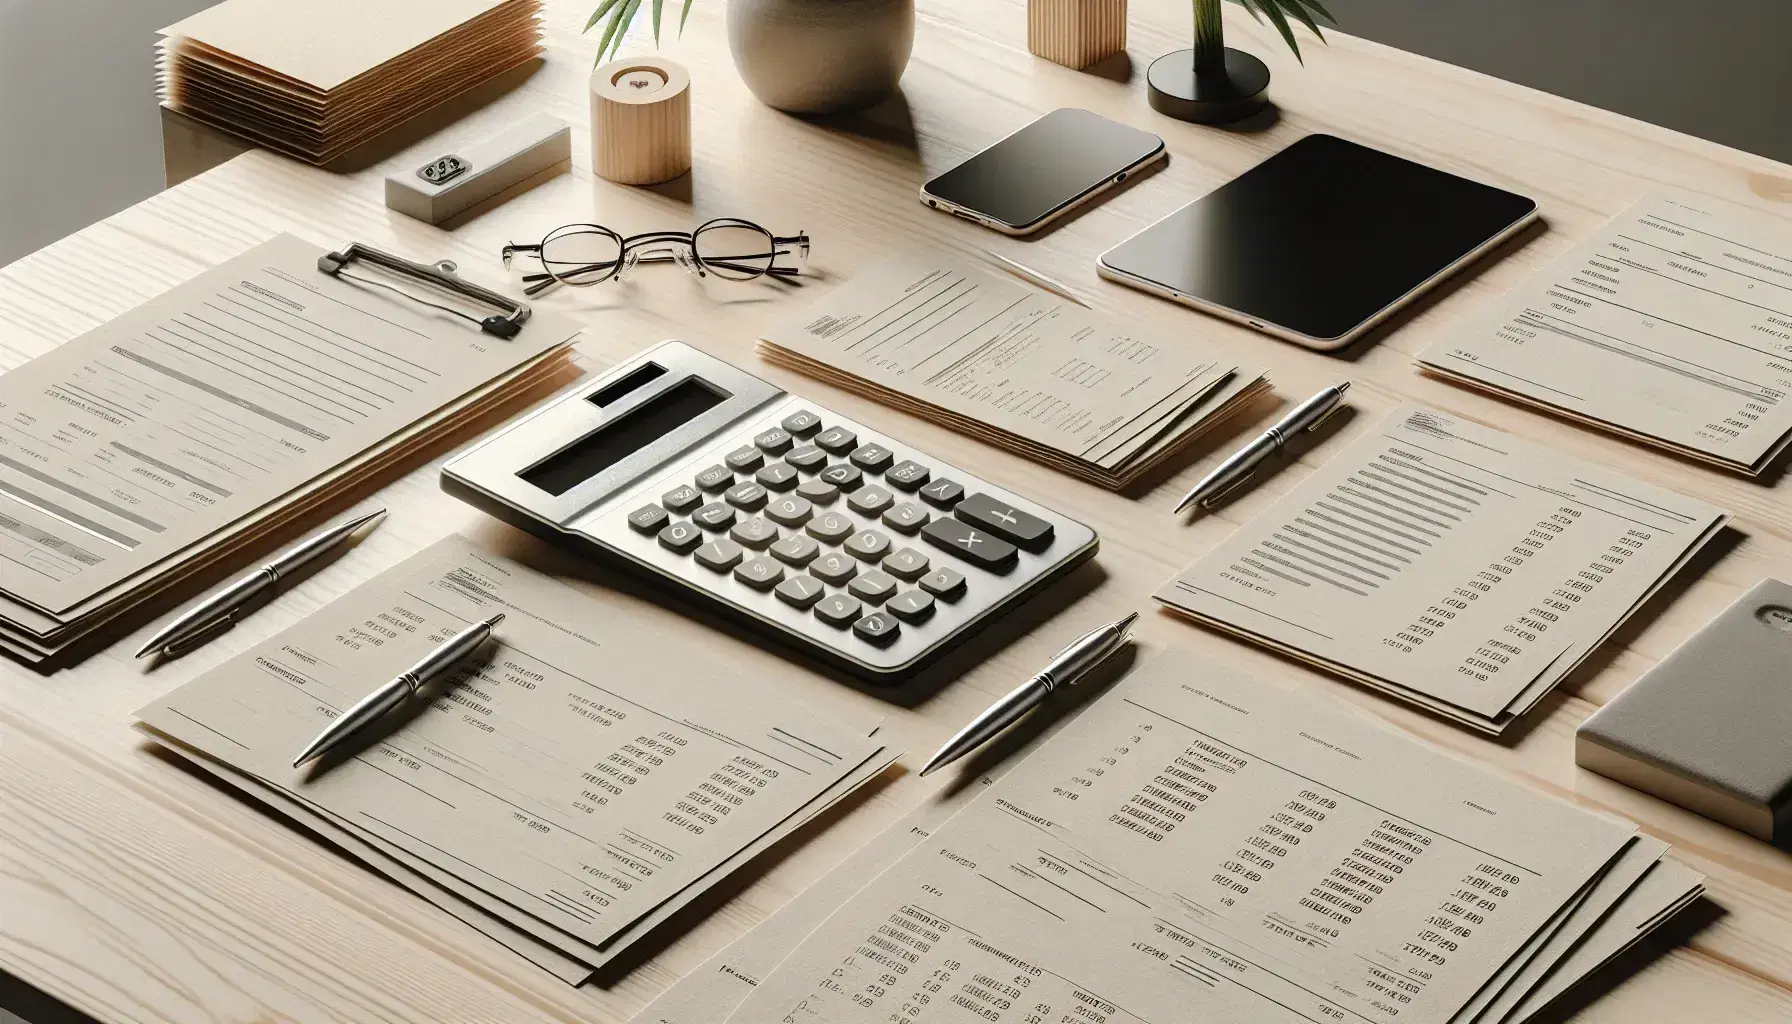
[1146,47,1271,124]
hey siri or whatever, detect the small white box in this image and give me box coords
[384,113,571,225]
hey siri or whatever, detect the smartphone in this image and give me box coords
[920,108,1166,236]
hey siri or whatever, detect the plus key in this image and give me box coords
[920,516,1017,572]
[954,493,1054,552]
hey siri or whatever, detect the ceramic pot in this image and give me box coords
[727,0,915,114]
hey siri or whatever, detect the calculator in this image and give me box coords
[441,342,1098,680]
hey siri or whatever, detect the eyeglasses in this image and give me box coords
[502,218,809,296]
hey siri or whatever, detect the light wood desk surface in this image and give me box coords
[5,3,1792,1021]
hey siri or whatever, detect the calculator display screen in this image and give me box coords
[520,377,729,495]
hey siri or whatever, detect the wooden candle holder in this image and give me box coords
[1028,0,1127,71]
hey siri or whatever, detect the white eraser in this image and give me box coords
[385,113,571,224]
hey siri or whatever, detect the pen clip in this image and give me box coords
[1305,400,1348,434]
[1199,469,1258,509]
[162,612,240,658]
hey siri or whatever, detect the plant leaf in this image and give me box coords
[651,0,664,44]
[1251,0,1305,63]
[1280,0,1327,42]
[584,0,625,33]
[596,0,641,62]
[679,0,694,33]
[1228,0,1265,25]
[1294,0,1338,26]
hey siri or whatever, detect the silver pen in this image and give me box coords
[293,613,505,768]
[1174,382,1352,514]
[135,508,387,658]
[919,612,1138,778]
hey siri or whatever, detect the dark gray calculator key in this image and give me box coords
[918,566,966,599]
[814,593,863,627]
[809,551,858,586]
[725,480,768,511]
[729,516,779,549]
[956,493,1055,552]
[919,477,965,508]
[882,547,930,580]
[725,445,765,473]
[775,574,826,609]
[693,501,737,531]
[661,484,703,514]
[754,427,794,454]
[882,502,929,534]
[694,538,744,572]
[796,477,839,504]
[921,518,1016,571]
[849,443,894,472]
[658,520,703,554]
[887,590,936,623]
[628,504,669,533]
[781,409,824,437]
[886,461,931,491]
[818,463,863,492]
[807,511,854,544]
[844,528,892,561]
[695,464,734,492]
[852,610,900,646]
[770,533,820,566]
[786,445,829,471]
[733,556,785,590]
[848,569,898,604]
[756,462,799,491]
[847,485,895,517]
[815,426,857,453]
[766,495,813,527]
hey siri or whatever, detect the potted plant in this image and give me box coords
[584,0,914,115]
[1148,0,1334,124]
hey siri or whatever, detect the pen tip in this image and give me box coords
[487,612,505,627]
[1117,611,1139,633]
[1335,381,1351,394]
[917,762,940,778]
[134,643,157,658]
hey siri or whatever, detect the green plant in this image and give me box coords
[1197,0,1335,70]
[585,0,695,64]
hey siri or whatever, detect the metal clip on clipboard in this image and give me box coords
[317,241,531,340]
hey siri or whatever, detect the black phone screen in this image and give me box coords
[923,108,1164,230]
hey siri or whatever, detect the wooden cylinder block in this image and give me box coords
[1028,0,1127,71]
[589,57,692,185]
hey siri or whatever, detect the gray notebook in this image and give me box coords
[1577,579,1792,845]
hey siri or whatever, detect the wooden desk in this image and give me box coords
[5,3,1792,1021]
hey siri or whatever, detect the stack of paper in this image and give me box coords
[1419,193,1792,475]
[635,650,1704,1024]
[0,233,577,663]
[1153,405,1729,733]
[135,536,901,984]
[158,0,545,165]
[759,252,1271,490]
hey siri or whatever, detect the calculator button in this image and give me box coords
[725,445,765,473]
[775,574,826,609]
[809,551,858,585]
[658,520,702,554]
[847,485,895,516]
[919,566,967,599]
[919,478,965,508]
[796,477,840,504]
[766,495,814,526]
[782,410,824,437]
[882,502,930,534]
[696,464,734,492]
[661,484,703,514]
[848,570,898,604]
[725,481,768,511]
[756,462,799,491]
[733,556,785,590]
[844,529,892,561]
[729,516,779,549]
[693,502,737,531]
[628,504,669,533]
[886,461,931,491]
[882,547,931,580]
[694,539,744,572]
[887,590,936,623]
[786,445,829,471]
[754,428,794,454]
[807,511,855,543]
[922,518,1016,572]
[956,493,1054,552]
[853,611,900,646]
[818,463,864,492]
[771,533,821,566]
[849,443,894,472]
[815,426,858,453]
[815,593,864,627]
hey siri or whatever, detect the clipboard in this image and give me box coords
[318,241,532,339]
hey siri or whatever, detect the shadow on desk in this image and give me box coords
[0,970,97,1024]
[1521,895,1725,1024]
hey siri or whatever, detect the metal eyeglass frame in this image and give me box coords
[501,217,809,296]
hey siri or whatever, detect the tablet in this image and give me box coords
[1097,134,1538,350]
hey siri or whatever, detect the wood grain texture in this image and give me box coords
[1027,0,1127,71]
[3,1,1792,1021]
[589,57,693,185]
